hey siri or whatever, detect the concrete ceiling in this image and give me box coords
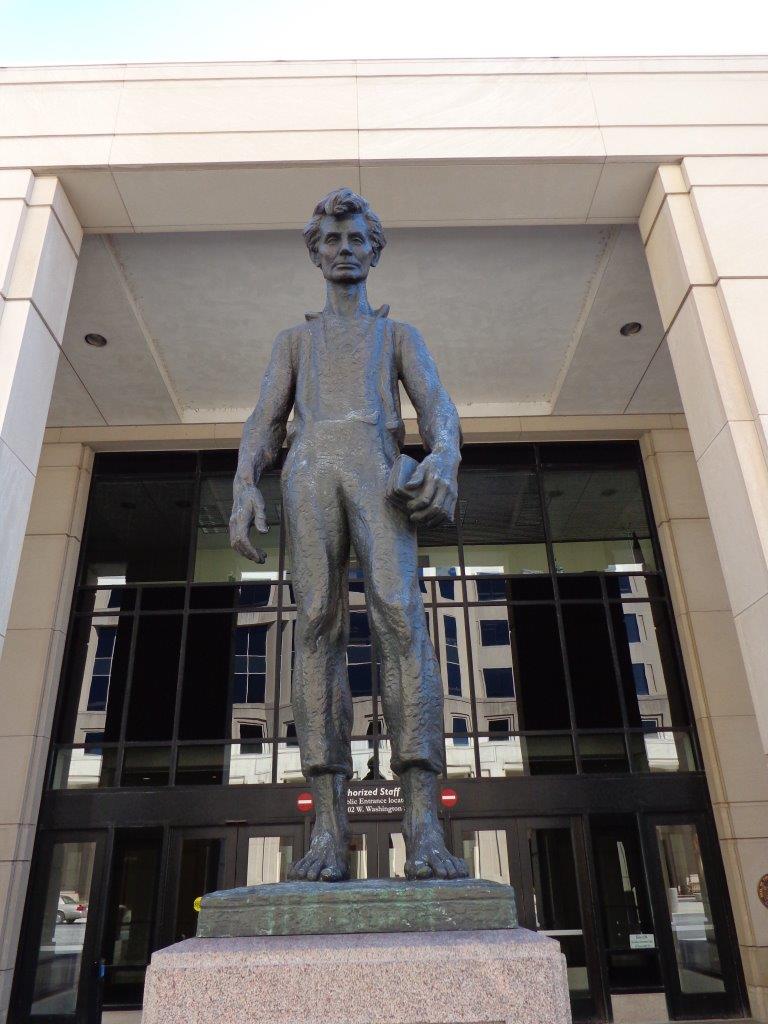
[49,223,680,428]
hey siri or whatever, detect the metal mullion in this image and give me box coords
[599,574,634,770]
[115,592,143,786]
[534,443,582,772]
[168,456,202,786]
[457,579,482,780]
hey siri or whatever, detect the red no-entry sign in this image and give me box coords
[296,792,314,813]
[440,787,458,808]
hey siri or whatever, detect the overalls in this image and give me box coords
[281,309,445,779]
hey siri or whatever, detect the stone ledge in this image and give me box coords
[197,878,517,937]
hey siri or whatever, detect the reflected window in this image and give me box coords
[285,722,298,747]
[633,664,649,695]
[240,722,265,754]
[480,619,510,646]
[234,626,268,704]
[483,668,514,698]
[87,626,116,710]
[488,718,510,736]
[348,611,373,696]
[444,615,462,696]
[474,577,507,602]
[452,717,470,745]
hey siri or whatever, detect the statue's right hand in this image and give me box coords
[230,482,269,564]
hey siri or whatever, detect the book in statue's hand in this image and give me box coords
[386,453,420,513]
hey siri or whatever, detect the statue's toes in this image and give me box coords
[404,858,434,880]
[450,855,470,878]
[319,863,345,882]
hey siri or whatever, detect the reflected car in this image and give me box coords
[57,894,87,924]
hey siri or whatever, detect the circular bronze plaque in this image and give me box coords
[757,874,768,908]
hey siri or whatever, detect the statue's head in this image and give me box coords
[303,188,386,284]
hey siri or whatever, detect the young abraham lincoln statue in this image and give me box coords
[230,188,468,882]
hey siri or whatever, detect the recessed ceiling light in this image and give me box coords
[620,322,642,337]
[84,333,107,347]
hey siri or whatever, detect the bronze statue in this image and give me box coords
[231,189,468,882]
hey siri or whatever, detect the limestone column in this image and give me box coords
[642,160,768,1020]
[0,442,93,1021]
[0,171,81,659]
[642,426,768,1020]
[0,173,81,1022]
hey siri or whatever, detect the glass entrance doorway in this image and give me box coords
[453,816,602,1021]
[349,823,406,879]
[164,824,302,944]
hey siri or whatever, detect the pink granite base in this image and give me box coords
[141,927,571,1024]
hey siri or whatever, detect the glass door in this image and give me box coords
[515,818,602,1021]
[14,830,107,1024]
[642,814,745,1019]
[452,817,604,1022]
[235,825,303,886]
[165,827,237,945]
[348,823,407,878]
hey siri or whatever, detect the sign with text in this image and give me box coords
[629,933,656,949]
[347,782,404,817]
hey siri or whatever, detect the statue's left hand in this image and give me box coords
[403,452,459,527]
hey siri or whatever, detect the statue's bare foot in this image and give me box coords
[404,824,469,880]
[287,829,349,882]
[287,772,350,882]
[401,766,469,881]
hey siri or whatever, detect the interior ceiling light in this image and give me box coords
[84,333,107,347]
[620,322,642,337]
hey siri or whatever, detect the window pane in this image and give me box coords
[436,610,472,730]
[103,831,161,1005]
[121,746,170,787]
[512,605,570,731]
[194,471,282,582]
[460,828,510,884]
[610,602,689,733]
[30,840,96,1016]
[58,616,133,744]
[81,454,195,584]
[656,823,725,993]
[630,730,696,773]
[228,741,274,784]
[179,613,233,740]
[544,464,656,573]
[562,604,623,729]
[459,464,548,575]
[125,616,182,741]
[52,746,118,789]
[246,835,295,884]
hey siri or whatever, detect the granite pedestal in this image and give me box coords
[141,879,571,1024]
[141,928,571,1024]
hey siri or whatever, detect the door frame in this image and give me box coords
[11,829,108,1024]
[640,811,748,1020]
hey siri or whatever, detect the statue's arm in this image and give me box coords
[396,323,462,526]
[230,330,296,562]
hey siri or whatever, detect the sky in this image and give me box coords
[1,0,767,65]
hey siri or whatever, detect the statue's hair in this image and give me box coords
[303,188,386,258]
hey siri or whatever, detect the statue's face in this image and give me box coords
[310,213,380,283]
